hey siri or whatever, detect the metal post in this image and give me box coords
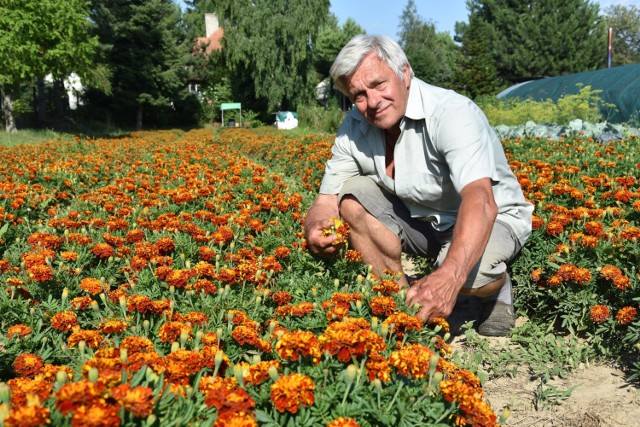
[607,27,613,68]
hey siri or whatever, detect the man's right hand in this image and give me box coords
[304,219,345,257]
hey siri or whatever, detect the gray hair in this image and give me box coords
[329,34,414,96]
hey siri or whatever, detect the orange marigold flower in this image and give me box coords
[344,249,362,262]
[51,310,79,332]
[590,305,610,323]
[6,323,32,338]
[365,350,391,382]
[80,277,108,295]
[120,336,155,354]
[270,373,315,414]
[7,378,52,407]
[369,295,397,317]
[531,215,545,230]
[4,402,51,427]
[545,221,564,236]
[530,268,543,282]
[600,265,622,281]
[327,417,361,427]
[13,353,45,378]
[61,251,79,261]
[67,329,104,349]
[389,343,433,379]
[615,306,638,325]
[371,278,400,295]
[275,330,321,364]
[198,245,217,262]
[91,242,114,258]
[28,264,53,282]
[125,229,145,243]
[274,245,290,259]
[439,379,498,427]
[99,318,128,334]
[70,401,121,427]
[26,232,62,250]
[612,275,632,291]
[71,296,94,310]
[382,311,423,338]
[290,301,315,317]
[158,321,192,343]
[272,290,292,306]
[580,235,599,248]
[55,380,107,415]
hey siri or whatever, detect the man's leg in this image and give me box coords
[337,176,439,287]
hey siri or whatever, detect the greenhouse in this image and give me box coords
[497,63,640,124]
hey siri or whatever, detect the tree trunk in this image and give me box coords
[1,86,17,133]
[53,78,66,119]
[136,104,143,130]
[37,76,47,127]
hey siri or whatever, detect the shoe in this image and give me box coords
[446,294,482,336]
[477,299,515,337]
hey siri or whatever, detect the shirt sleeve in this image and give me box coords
[318,118,362,195]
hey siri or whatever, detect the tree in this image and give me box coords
[462,0,605,85]
[604,4,640,66]
[87,0,189,129]
[314,14,365,80]
[0,0,99,132]
[453,17,505,98]
[397,0,461,88]
[214,0,330,111]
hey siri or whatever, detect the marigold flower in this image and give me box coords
[371,278,400,295]
[70,401,121,427]
[3,402,51,427]
[590,305,610,323]
[55,380,107,415]
[369,295,397,316]
[61,251,79,261]
[80,277,108,295]
[615,306,638,325]
[67,329,104,349]
[321,217,350,245]
[51,310,79,332]
[91,243,114,258]
[158,321,192,343]
[6,324,32,338]
[344,249,362,262]
[28,264,53,282]
[382,311,423,338]
[275,330,321,364]
[327,417,361,427]
[13,353,45,378]
[599,265,622,281]
[99,319,128,334]
[71,296,94,310]
[389,343,433,379]
[7,378,51,407]
[545,221,564,236]
[272,290,292,306]
[270,373,315,414]
[365,350,391,382]
[274,245,290,258]
[439,379,498,426]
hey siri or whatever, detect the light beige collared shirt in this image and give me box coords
[319,78,533,245]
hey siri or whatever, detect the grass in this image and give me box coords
[0,129,76,146]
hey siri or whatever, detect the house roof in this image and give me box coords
[195,27,224,54]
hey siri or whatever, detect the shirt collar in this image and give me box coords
[404,77,425,121]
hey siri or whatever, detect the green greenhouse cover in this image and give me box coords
[497,63,640,123]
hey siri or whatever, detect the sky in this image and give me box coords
[329,0,640,39]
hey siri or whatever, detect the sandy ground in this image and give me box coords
[463,337,640,427]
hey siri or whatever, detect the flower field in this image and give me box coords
[0,127,638,426]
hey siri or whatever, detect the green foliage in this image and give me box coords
[461,0,605,85]
[398,0,461,89]
[603,4,640,66]
[314,14,366,80]
[477,85,611,125]
[297,101,345,134]
[216,0,331,111]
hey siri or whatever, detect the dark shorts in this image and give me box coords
[339,176,522,289]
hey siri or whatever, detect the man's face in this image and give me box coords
[345,53,411,131]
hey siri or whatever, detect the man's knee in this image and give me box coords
[338,194,366,223]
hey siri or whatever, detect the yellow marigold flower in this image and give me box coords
[270,373,315,414]
[321,218,350,245]
[369,295,397,317]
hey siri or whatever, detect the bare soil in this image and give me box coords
[453,334,640,427]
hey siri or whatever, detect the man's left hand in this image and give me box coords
[405,270,460,322]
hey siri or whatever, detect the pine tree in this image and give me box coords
[462,0,605,84]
